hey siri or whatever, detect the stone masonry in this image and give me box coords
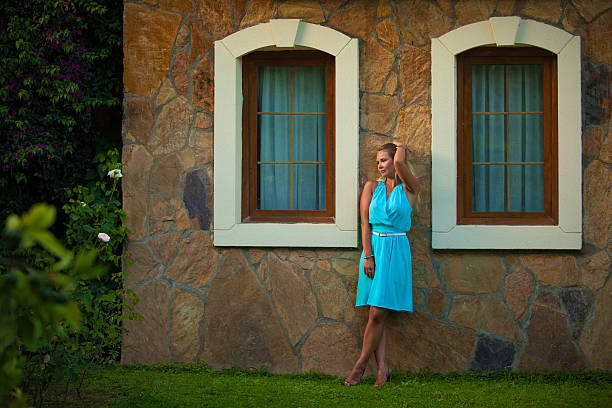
[122,0,612,373]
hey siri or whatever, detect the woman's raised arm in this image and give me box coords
[392,142,420,207]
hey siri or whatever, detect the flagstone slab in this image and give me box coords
[122,280,171,364]
[519,292,586,370]
[301,323,360,375]
[386,311,477,372]
[124,5,181,98]
[202,251,297,372]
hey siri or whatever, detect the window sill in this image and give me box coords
[432,225,581,249]
[214,223,356,247]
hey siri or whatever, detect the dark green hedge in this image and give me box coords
[0,0,123,223]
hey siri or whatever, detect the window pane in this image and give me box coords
[472,114,505,162]
[258,66,291,112]
[509,114,544,162]
[472,165,506,212]
[472,64,505,112]
[258,115,291,162]
[293,66,326,112]
[293,115,326,162]
[258,164,290,210]
[508,64,543,112]
[509,164,544,212]
[293,164,326,210]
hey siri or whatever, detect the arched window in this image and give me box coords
[432,17,581,249]
[213,20,358,247]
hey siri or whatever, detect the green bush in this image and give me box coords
[61,148,136,364]
[0,2,128,405]
[63,148,127,266]
[0,0,122,223]
[0,204,106,407]
[19,149,139,407]
[0,150,139,407]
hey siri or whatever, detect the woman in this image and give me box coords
[344,141,420,387]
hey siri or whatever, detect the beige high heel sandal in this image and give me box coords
[343,365,366,386]
[374,367,392,387]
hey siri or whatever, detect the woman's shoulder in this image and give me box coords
[365,179,381,189]
[361,180,379,198]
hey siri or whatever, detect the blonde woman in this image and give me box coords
[344,142,420,387]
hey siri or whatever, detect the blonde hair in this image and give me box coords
[377,142,397,159]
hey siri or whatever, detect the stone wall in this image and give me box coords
[122,0,612,373]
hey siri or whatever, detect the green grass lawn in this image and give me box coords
[42,363,611,408]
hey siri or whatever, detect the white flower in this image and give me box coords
[97,232,110,242]
[80,201,87,207]
[107,169,123,178]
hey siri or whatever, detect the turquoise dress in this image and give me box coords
[356,181,413,312]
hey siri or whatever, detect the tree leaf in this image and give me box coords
[27,230,71,261]
[21,203,56,230]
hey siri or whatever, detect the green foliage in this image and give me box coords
[19,149,138,407]
[63,148,127,266]
[61,148,136,363]
[0,0,123,223]
[0,204,106,407]
[0,1,128,405]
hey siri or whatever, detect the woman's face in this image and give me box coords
[376,150,394,178]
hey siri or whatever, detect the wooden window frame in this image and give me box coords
[457,47,558,226]
[242,50,335,223]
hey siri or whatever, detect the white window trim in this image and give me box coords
[213,20,359,247]
[431,17,582,249]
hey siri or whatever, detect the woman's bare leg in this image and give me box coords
[344,306,390,385]
[374,325,391,386]
[374,325,387,368]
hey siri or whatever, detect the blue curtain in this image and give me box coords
[471,64,544,212]
[257,65,326,211]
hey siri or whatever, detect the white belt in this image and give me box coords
[372,231,406,237]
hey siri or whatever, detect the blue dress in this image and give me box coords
[356,180,413,312]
